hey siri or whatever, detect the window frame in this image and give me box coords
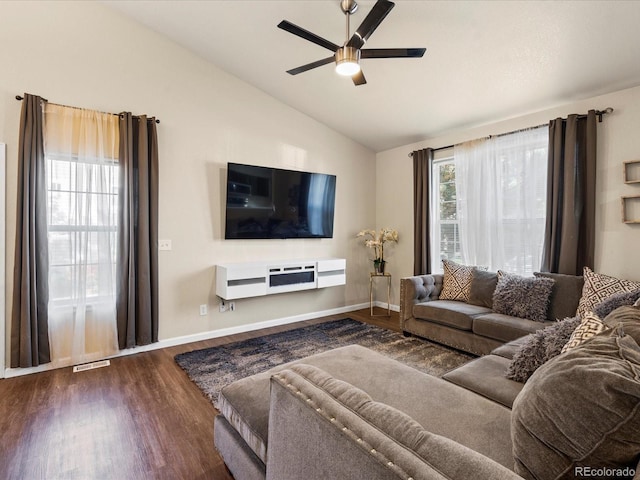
[431,155,461,273]
[45,151,119,308]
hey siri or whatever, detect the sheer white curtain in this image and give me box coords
[454,126,549,275]
[44,104,120,366]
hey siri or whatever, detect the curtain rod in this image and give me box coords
[15,95,160,124]
[408,108,613,157]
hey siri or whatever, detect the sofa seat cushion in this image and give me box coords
[443,354,524,409]
[413,300,492,331]
[218,371,272,463]
[473,313,553,343]
[219,344,514,470]
[219,344,399,463]
[490,336,528,360]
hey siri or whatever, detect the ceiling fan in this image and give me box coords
[278,0,426,86]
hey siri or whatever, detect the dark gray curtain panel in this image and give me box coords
[117,113,159,349]
[541,110,597,275]
[11,93,51,367]
[413,148,434,275]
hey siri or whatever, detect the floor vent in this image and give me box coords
[73,359,111,373]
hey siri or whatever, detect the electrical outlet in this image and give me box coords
[219,301,227,313]
[229,302,235,312]
[199,304,208,316]
[158,239,172,251]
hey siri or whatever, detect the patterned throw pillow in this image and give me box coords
[576,267,640,318]
[439,260,477,302]
[561,311,609,353]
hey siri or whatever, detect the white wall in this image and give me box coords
[0,1,376,366]
[377,85,640,304]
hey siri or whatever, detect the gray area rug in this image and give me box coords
[175,318,472,407]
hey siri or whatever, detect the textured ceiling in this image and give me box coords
[103,1,640,152]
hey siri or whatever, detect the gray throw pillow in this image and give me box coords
[593,289,640,318]
[492,272,555,322]
[506,316,580,383]
[467,270,498,308]
[512,327,640,480]
[534,272,584,321]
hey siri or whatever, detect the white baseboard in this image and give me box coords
[4,301,387,379]
[373,301,400,313]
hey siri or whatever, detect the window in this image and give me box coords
[430,126,549,275]
[46,153,119,305]
[432,158,462,266]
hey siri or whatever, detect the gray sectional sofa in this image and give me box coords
[213,269,640,480]
[399,271,584,355]
[215,344,522,480]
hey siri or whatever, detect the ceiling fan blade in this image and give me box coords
[361,48,426,59]
[278,20,340,52]
[352,70,367,86]
[286,56,335,75]
[346,0,395,49]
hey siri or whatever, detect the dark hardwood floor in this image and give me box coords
[0,308,399,480]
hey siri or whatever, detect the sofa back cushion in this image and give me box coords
[534,272,584,321]
[511,326,640,480]
[468,270,499,308]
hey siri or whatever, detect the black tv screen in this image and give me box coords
[225,163,336,239]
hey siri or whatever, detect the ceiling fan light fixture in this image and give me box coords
[335,46,361,76]
[279,0,424,86]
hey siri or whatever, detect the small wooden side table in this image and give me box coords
[369,272,391,316]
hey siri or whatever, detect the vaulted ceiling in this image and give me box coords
[103,1,640,152]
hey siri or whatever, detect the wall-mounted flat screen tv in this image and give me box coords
[225,162,337,239]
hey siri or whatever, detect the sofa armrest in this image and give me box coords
[266,364,521,480]
[399,274,442,329]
